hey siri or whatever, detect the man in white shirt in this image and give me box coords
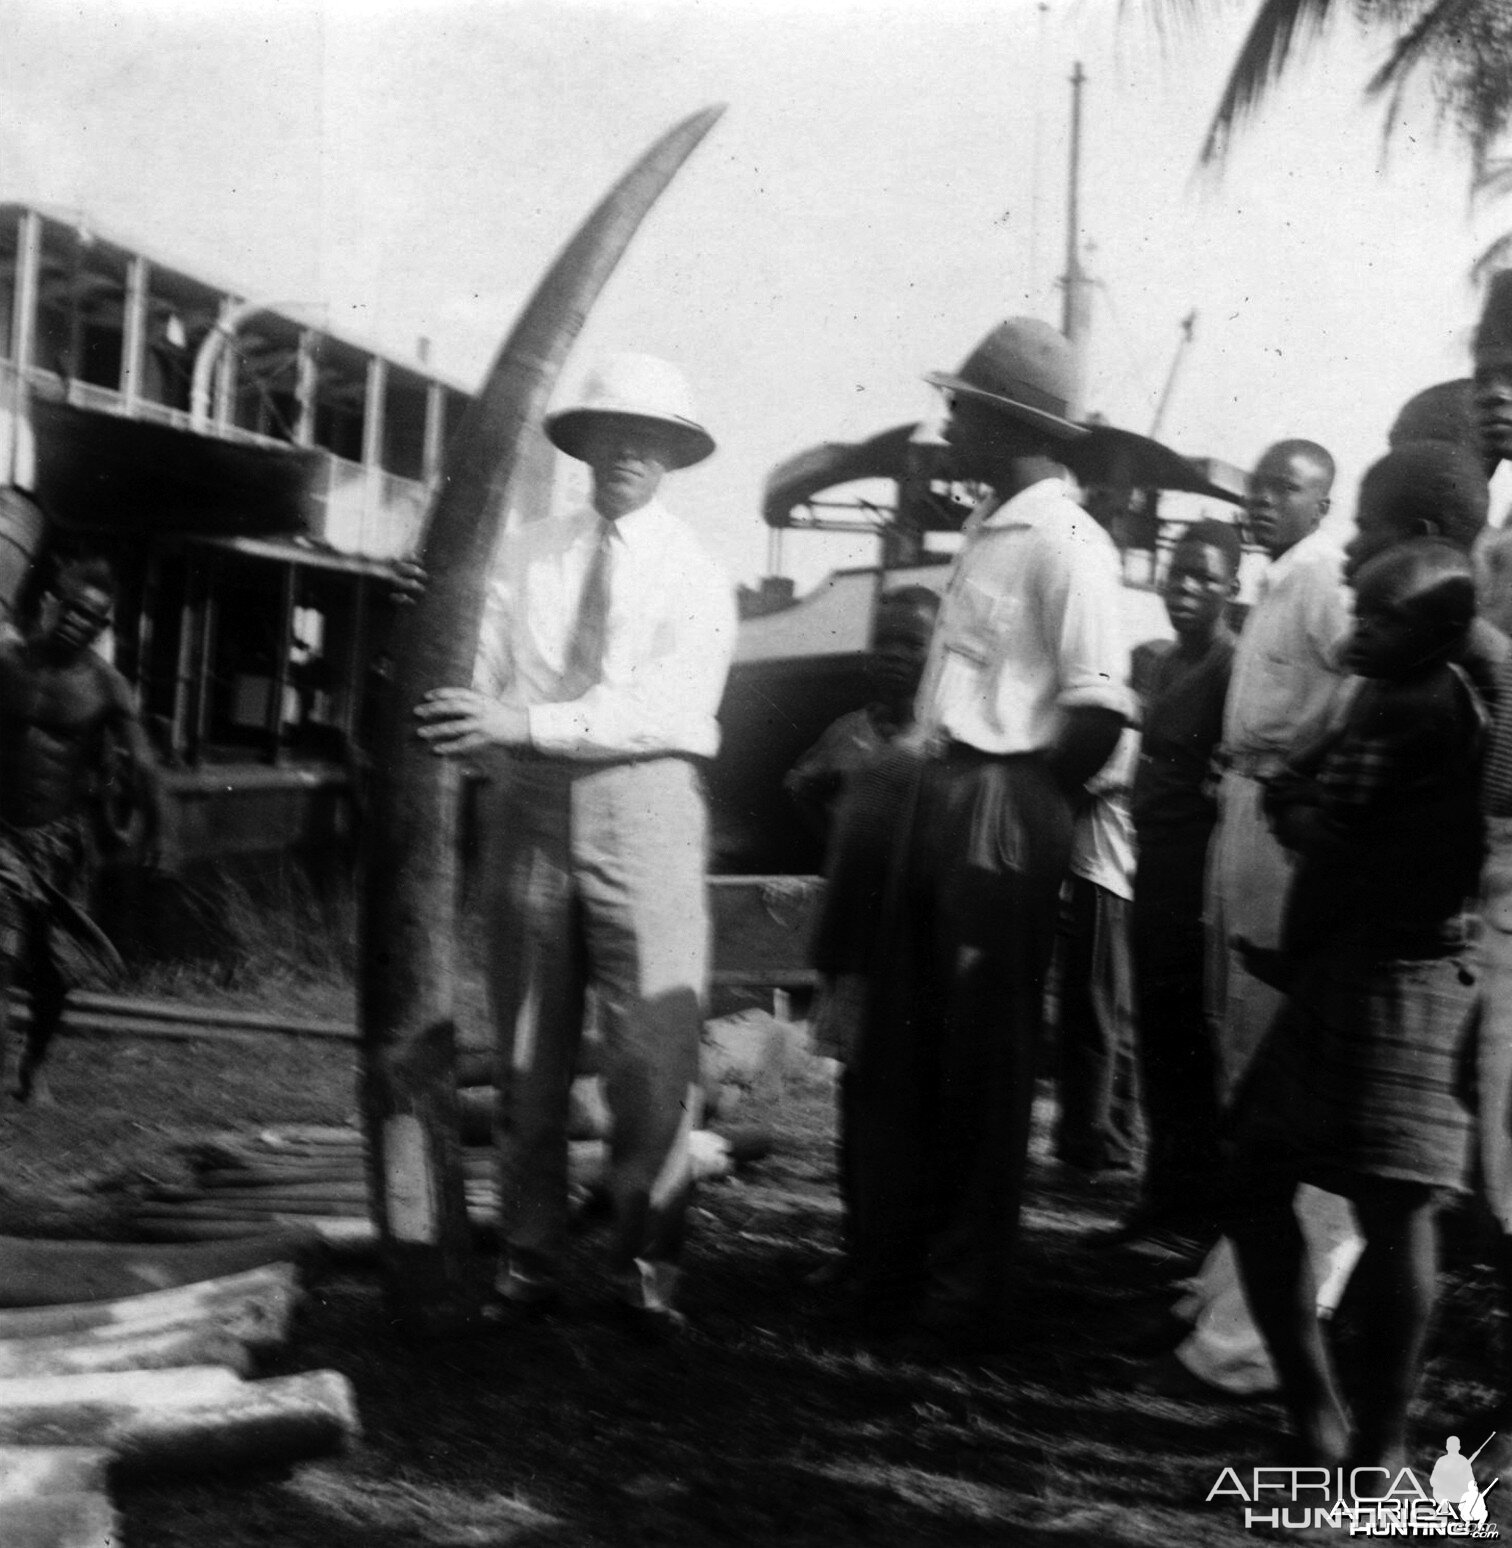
[1163,440,1358,1395]
[836,318,1130,1349]
[1207,440,1350,1098]
[416,353,735,1337]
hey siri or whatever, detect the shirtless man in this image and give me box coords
[0,558,162,1103]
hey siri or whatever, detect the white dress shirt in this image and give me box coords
[476,499,735,760]
[1222,527,1352,766]
[915,478,1131,753]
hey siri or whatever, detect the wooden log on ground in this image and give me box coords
[14,989,354,1041]
[66,991,353,1040]
[360,106,725,1335]
[150,1180,373,1205]
[0,1492,119,1548]
[191,1166,369,1190]
[117,1220,312,1243]
[257,1126,365,1149]
[0,1231,320,1306]
[111,1368,360,1479]
[0,1445,110,1503]
[0,1265,297,1348]
[0,1321,251,1378]
[18,1010,348,1049]
[129,1200,372,1222]
[0,1366,359,1477]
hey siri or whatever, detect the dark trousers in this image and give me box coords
[1130,825,1223,1223]
[843,749,1073,1320]
[1054,877,1141,1172]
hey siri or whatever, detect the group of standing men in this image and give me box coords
[415,318,1139,1344]
[409,273,1512,1495]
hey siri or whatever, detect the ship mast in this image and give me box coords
[1060,60,1093,419]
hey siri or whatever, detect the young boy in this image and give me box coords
[1109,519,1241,1249]
[1053,726,1141,1177]
[792,585,939,1286]
[1230,537,1486,1473]
[784,586,940,839]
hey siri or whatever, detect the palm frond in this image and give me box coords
[1198,0,1341,166]
[1474,159,1512,206]
[1365,0,1478,159]
[1366,0,1478,98]
[1472,230,1512,286]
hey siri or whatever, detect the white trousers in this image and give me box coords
[1177,769,1365,1394]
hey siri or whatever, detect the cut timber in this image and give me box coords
[118,1219,315,1243]
[0,1229,319,1306]
[130,1200,373,1221]
[0,1321,251,1378]
[0,1446,110,1503]
[66,991,352,1039]
[359,104,725,1334]
[0,1366,359,1477]
[151,1180,372,1204]
[258,1126,364,1148]
[0,1492,118,1548]
[0,1264,297,1347]
[110,1368,359,1478]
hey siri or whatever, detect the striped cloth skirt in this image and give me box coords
[1232,942,1477,1194]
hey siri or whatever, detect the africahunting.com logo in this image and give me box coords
[1208,1434,1501,1536]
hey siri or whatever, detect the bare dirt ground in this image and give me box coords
[3,1013,1509,1547]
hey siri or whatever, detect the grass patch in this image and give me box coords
[2,974,1508,1543]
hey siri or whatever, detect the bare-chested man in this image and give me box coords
[0,557,162,1103]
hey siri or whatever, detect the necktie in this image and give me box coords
[564,519,615,693]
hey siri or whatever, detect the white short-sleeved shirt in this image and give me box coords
[915,478,1131,753]
[475,499,736,760]
[1223,527,1352,765]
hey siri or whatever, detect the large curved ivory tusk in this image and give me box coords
[358,106,726,1332]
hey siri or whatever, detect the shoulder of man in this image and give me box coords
[1027,488,1121,566]
[643,502,732,596]
[87,653,139,710]
[1282,528,1347,587]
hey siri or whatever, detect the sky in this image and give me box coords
[2,0,1507,588]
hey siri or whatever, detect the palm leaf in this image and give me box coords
[1472,230,1512,285]
[1475,158,1512,205]
[1365,0,1482,160]
[1198,0,1342,166]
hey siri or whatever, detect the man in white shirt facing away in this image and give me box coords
[830,318,1130,1351]
[417,353,735,1338]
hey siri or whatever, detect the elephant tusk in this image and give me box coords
[357,106,726,1333]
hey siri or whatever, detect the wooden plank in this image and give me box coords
[0,1492,119,1548]
[0,1231,317,1307]
[0,1446,110,1504]
[0,1266,297,1347]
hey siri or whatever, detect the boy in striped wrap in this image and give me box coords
[1229,536,1486,1475]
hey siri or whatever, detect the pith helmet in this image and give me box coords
[926,318,1087,440]
[546,352,715,469]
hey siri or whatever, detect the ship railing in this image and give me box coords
[306,455,428,560]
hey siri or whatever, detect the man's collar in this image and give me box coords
[1264,524,1340,582]
[581,497,668,542]
[973,476,1072,531]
